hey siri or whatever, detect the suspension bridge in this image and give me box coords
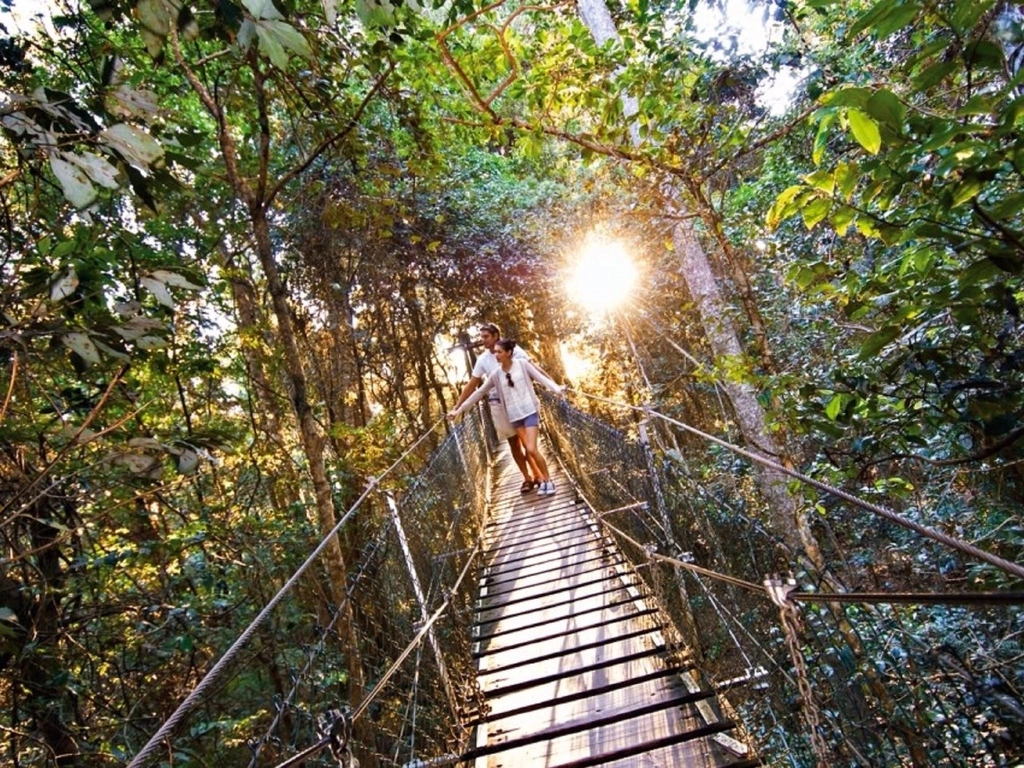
[127,391,1024,768]
[466,453,754,767]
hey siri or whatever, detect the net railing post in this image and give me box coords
[385,492,461,727]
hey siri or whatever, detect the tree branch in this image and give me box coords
[267,60,397,207]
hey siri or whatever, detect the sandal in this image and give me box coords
[520,479,535,494]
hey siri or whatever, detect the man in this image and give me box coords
[452,322,542,493]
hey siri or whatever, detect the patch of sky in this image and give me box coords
[691,0,805,116]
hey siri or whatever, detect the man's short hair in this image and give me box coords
[479,322,500,335]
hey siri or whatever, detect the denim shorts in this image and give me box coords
[510,412,539,429]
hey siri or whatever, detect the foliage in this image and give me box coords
[766,0,1024,468]
[1,0,1023,765]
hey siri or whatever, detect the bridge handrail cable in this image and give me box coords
[569,388,1024,583]
[128,415,451,768]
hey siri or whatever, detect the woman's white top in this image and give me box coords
[471,346,528,408]
[454,358,562,422]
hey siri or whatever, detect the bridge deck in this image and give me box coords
[469,449,757,768]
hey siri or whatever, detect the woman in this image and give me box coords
[448,339,564,495]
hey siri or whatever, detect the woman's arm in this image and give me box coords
[449,371,497,416]
[523,361,564,394]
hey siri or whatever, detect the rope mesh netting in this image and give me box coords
[538,391,1024,768]
[132,392,1024,767]
[134,408,498,767]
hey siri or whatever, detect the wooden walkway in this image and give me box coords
[467,450,759,768]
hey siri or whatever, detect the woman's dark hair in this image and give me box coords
[496,338,517,353]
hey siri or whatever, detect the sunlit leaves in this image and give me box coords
[100,123,165,169]
[50,266,80,301]
[62,332,103,366]
[135,0,198,59]
[242,0,285,20]
[50,155,99,208]
[847,108,881,154]
[355,0,397,29]
[247,18,314,68]
[848,0,919,40]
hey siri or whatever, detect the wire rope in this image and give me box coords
[246,522,393,767]
[128,415,448,768]
[273,541,481,768]
[571,389,1024,582]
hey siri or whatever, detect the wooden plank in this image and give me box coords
[476,607,659,660]
[480,551,621,593]
[469,448,753,768]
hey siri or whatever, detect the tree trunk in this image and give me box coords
[576,0,810,555]
[672,220,804,551]
[249,210,366,709]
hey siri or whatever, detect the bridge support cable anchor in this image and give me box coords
[272,707,355,768]
[765,574,831,768]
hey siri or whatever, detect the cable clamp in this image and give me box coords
[763,573,798,608]
[321,706,354,767]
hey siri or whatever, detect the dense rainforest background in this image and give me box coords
[2,0,1024,765]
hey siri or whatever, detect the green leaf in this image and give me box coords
[136,0,173,58]
[822,88,871,109]
[849,0,918,39]
[803,169,834,195]
[951,0,996,33]
[858,326,901,360]
[767,184,808,230]
[825,393,851,420]
[802,196,833,229]
[847,108,881,154]
[950,177,985,207]
[986,191,1024,220]
[812,108,837,166]
[873,2,918,38]
[912,59,956,91]
[865,89,906,131]
[832,205,856,236]
[963,40,1003,72]
[261,20,312,61]
[355,0,396,28]
[243,0,284,20]
[255,24,289,69]
[834,161,860,201]
[921,121,960,151]
[856,217,881,239]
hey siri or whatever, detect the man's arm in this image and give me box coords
[453,376,483,410]
[450,374,495,417]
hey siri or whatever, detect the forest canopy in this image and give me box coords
[1,0,1023,765]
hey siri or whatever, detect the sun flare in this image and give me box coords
[567,239,637,316]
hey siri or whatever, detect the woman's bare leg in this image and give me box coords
[517,425,549,480]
